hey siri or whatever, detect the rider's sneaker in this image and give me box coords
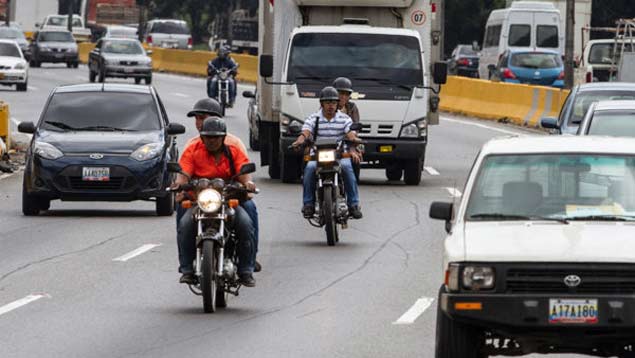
[254,260,262,273]
[349,205,363,219]
[302,204,315,218]
[179,273,197,285]
[238,273,256,287]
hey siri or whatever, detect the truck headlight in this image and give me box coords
[462,266,495,290]
[400,119,427,138]
[197,189,222,213]
[130,143,163,161]
[34,141,63,160]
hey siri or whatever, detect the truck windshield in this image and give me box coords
[288,33,423,87]
[466,154,635,221]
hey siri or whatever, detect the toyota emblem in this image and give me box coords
[89,153,104,160]
[564,275,582,288]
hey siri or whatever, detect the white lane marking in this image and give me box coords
[173,92,189,98]
[441,116,520,136]
[0,294,46,316]
[113,244,162,262]
[393,297,435,325]
[424,167,440,176]
[27,86,39,91]
[0,173,13,180]
[446,187,462,197]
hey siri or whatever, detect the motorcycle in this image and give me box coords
[291,123,363,246]
[167,162,258,313]
[207,66,237,116]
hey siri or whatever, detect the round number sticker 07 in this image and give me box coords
[411,10,426,26]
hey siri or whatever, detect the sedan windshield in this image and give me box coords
[41,92,160,131]
[569,90,635,125]
[103,40,144,55]
[39,32,74,42]
[0,27,26,40]
[587,110,635,136]
[511,53,562,69]
[151,22,189,34]
[466,154,635,221]
[0,42,21,57]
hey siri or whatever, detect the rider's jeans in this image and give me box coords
[302,158,360,207]
[207,77,237,104]
[177,206,255,275]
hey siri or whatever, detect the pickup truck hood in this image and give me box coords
[462,221,635,263]
[38,130,161,155]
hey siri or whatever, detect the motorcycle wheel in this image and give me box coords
[201,240,218,313]
[323,186,338,246]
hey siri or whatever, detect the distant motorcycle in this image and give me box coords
[207,65,238,116]
[168,162,258,313]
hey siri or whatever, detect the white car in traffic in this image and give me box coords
[0,39,28,91]
[430,135,635,358]
[577,100,635,137]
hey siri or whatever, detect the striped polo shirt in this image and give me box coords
[302,109,353,142]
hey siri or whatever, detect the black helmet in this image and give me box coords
[200,117,227,137]
[333,77,353,93]
[187,98,223,117]
[319,86,339,102]
[217,45,230,59]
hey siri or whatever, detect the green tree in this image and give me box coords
[444,0,506,57]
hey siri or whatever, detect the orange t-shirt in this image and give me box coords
[179,140,249,180]
[185,133,248,155]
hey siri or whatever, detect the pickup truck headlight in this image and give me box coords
[34,141,63,160]
[462,266,495,291]
[400,119,427,138]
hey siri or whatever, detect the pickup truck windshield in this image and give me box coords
[46,17,83,28]
[466,154,635,221]
[288,33,423,87]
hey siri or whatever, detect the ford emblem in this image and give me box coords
[564,275,582,288]
[89,153,104,160]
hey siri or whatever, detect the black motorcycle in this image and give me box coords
[168,162,257,313]
[207,64,238,116]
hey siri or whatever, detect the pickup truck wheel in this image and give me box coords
[385,165,402,181]
[403,158,423,186]
[435,292,484,358]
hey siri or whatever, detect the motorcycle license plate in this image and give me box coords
[549,299,598,324]
[82,167,110,181]
[379,145,393,153]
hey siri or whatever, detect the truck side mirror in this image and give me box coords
[433,62,448,85]
[472,41,480,52]
[259,54,273,78]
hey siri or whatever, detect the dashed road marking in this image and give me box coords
[424,167,440,176]
[113,244,161,262]
[27,86,39,91]
[173,92,189,98]
[393,297,435,325]
[446,187,462,197]
[0,294,47,317]
[441,116,521,136]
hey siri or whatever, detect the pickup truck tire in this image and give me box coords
[435,291,485,358]
[403,157,423,186]
[386,165,402,181]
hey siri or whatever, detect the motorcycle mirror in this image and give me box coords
[289,121,303,135]
[167,162,183,173]
[238,163,257,176]
[350,123,363,132]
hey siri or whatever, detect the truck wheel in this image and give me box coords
[403,158,423,186]
[249,127,260,151]
[385,165,402,181]
[268,148,281,180]
[281,152,300,183]
[435,288,484,358]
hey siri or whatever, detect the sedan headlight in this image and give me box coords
[462,266,495,291]
[34,141,63,160]
[39,46,51,52]
[14,62,26,70]
[197,189,222,213]
[68,47,78,53]
[318,149,336,163]
[400,119,428,138]
[130,143,163,161]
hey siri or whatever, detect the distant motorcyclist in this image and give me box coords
[207,45,238,107]
[333,77,360,123]
[292,86,363,220]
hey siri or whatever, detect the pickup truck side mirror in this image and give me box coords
[430,202,454,233]
[259,54,273,78]
[433,62,448,85]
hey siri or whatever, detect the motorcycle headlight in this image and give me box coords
[130,143,163,161]
[219,71,229,80]
[462,266,495,291]
[14,62,26,70]
[197,188,222,213]
[34,141,63,160]
[318,150,336,163]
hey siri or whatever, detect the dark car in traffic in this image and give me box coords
[541,82,635,134]
[18,83,185,216]
[88,38,153,84]
[29,30,79,68]
[447,44,479,78]
[242,89,260,151]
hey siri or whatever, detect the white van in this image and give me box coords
[479,1,563,79]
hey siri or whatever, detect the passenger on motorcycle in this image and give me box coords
[292,86,363,220]
[175,98,261,273]
[207,45,238,107]
[333,77,360,123]
[175,117,257,287]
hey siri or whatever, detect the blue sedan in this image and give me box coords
[492,50,564,88]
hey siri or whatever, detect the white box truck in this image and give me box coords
[255,0,446,185]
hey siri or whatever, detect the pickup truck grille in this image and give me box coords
[506,266,635,294]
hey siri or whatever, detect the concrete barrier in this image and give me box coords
[0,102,9,150]
[440,76,569,128]
[77,43,258,83]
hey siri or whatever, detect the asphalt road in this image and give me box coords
[0,64,587,358]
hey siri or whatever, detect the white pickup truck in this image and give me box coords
[38,15,92,43]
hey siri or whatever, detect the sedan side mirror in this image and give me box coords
[242,90,255,98]
[238,163,256,176]
[540,117,559,130]
[166,123,186,135]
[18,121,36,134]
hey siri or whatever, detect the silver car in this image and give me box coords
[144,19,192,50]
[0,26,30,60]
[88,38,152,84]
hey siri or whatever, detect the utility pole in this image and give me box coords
[137,0,147,43]
[67,0,74,32]
[564,0,575,89]
[5,0,11,27]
